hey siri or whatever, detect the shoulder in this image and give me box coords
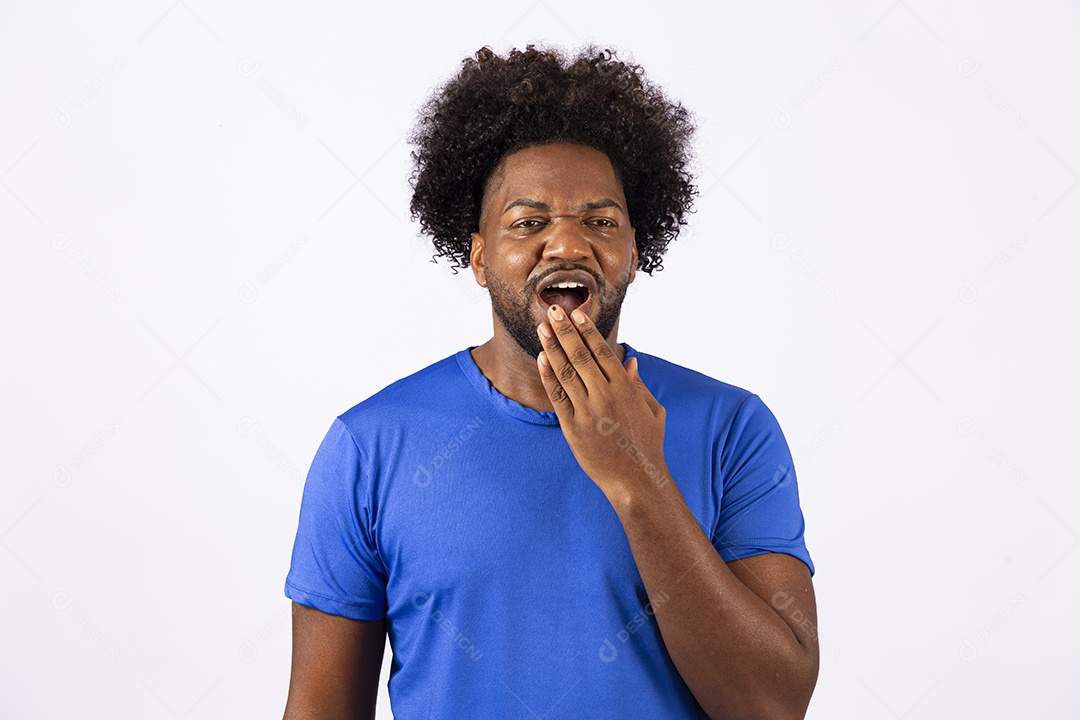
[632,346,757,418]
[631,347,791,439]
[336,349,466,431]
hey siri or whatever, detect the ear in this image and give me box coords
[628,226,638,285]
[470,232,487,288]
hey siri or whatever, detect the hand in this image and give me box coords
[536,303,671,500]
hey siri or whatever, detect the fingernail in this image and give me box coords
[538,322,552,338]
[549,304,564,321]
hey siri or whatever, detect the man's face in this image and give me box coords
[470,142,638,360]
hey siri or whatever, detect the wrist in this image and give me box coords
[603,466,674,515]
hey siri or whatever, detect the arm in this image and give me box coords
[533,309,818,718]
[282,602,386,720]
[611,482,819,720]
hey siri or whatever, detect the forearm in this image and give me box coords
[608,474,815,720]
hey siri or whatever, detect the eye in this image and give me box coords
[513,218,544,229]
[590,218,617,227]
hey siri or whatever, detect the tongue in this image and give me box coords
[540,288,585,315]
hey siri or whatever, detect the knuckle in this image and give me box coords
[592,341,615,360]
[557,363,578,383]
[569,346,593,366]
[555,321,578,337]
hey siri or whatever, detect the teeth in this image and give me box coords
[550,281,585,289]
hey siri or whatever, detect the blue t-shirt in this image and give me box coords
[285,342,813,719]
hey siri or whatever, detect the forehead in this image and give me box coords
[483,142,624,209]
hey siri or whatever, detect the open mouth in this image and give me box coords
[538,283,591,316]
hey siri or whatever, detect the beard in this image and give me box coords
[485,265,632,360]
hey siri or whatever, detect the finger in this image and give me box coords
[625,356,663,416]
[537,316,588,408]
[545,304,607,394]
[569,307,625,383]
[537,349,576,416]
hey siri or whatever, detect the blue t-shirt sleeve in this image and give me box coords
[284,417,388,619]
[712,394,815,577]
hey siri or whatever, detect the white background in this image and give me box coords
[2,1,1078,718]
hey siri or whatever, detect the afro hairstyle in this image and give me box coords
[407,43,697,275]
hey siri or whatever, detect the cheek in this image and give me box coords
[600,243,636,273]
[494,245,541,276]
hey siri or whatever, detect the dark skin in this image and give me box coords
[283,141,819,720]
[282,603,385,720]
[468,142,637,410]
[471,142,820,719]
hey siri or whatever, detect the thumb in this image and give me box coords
[626,356,661,412]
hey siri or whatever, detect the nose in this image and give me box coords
[541,217,593,262]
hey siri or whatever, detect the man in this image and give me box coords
[283,44,818,720]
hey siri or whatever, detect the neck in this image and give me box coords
[470,325,625,414]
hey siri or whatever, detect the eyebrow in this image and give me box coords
[502,198,625,215]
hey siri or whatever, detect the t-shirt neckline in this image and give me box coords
[456,342,638,426]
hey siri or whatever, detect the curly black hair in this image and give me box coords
[407,43,697,275]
